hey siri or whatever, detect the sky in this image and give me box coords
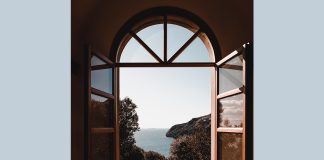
[119,24,213,129]
[120,67,212,129]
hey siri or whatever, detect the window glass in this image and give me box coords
[137,24,164,60]
[167,24,194,59]
[91,94,114,128]
[218,133,242,160]
[219,54,243,93]
[91,69,113,94]
[120,37,158,63]
[92,133,114,160]
[91,56,106,66]
[218,94,243,128]
[174,37,211,62]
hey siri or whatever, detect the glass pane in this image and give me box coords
[91,94,114,128]
[218,133,242,160]
[137,24,164,60]
[91,68,113,94]
[167,24,194,59]
[174,37,212,62]
[120,36,158,63]
[91,56,106,66]
[218,94,243,128]
[92,133,114,160]
[225,56,243,66]
[219,54,243,93]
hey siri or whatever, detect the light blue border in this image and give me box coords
[255,0,324,159]
[1,0,324,159]
[0,0,70,160]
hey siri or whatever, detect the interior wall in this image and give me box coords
[72,1,252,160]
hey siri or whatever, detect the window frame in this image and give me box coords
[84,11,253,160]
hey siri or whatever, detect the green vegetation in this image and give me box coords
[144,151,167,160]
[169,125,210,160]
[92,97,212,160]
[120,97,166,160]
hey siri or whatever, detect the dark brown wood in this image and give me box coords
[91,128,115,133]
[114,67,120,160]
[167,29,201,63]
[92,50,114,66]
[164,15,167,62]
[91,88,115,99]
[242,47,246,160]
[116,62,216,68]
[217,87,244,99]
[244,42,253,160]
[91,64,113,70]
[130,31,164,63]
[216,45,244,67]
[85,45,91,160]
[217,127,243,133]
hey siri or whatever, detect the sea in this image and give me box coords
[134,128,174,157]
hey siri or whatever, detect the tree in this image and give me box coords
[169,125,210,160]
[120,97,142,160]
[144,151,166,160]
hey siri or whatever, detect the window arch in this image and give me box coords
[109,7,222,64]
[116,15,216,64]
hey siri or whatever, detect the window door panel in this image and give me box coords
[215,43,252,160]
[87,48,118,160]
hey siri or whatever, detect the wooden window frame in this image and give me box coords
[85,13,253,160]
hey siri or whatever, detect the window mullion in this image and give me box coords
[164,15,167,62]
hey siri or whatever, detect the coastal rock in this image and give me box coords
[166,114,211,138]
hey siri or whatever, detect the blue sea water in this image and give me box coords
[134,128,174,157]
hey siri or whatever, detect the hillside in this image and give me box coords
[166,114,211,138]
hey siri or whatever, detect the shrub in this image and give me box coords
[119,97,142,160]
[144,151,166,160]
[169,128,210,160]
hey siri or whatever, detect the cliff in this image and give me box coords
[166,114,211,138]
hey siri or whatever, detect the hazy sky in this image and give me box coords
[119,24,213,128]
[120,67,212,129]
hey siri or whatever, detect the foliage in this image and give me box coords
[144,151,167,160]
[169,125,210,160]
[120,97,141,160]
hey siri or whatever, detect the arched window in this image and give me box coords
[86,8,253,160]
[118,20,213,63]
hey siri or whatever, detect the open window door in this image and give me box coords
[212,43,253,160]
[85,46,119,160]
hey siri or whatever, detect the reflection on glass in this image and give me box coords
[174,37,212,62]
[91,69,113,94]
[226,55,243,66]
[92,133,114,160]
[91,94,114,128]
[218,94,243,128]
[167,24,194,59]
[120,36,158,63]
[91,56,106,66]
[218,133,242,160]
[219,55,243,93]
[137,24,164,60]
